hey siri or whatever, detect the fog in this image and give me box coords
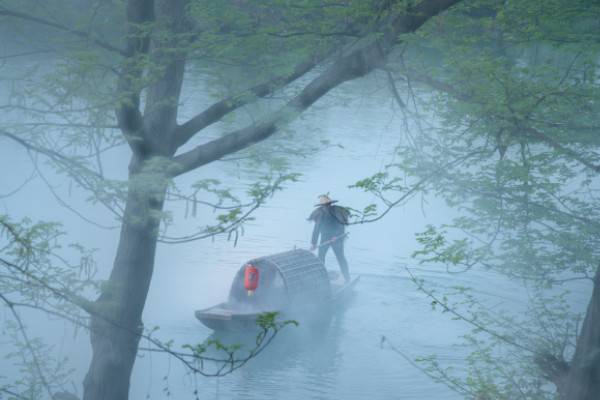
[132,82,479,399]
[0,61,593,399]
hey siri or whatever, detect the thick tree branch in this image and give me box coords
[114,0,155,154]
[171,0,399,150]
[142,0,191,155]
[170,0,462,177]
[527,127,600,173]
[172,59,319,149]
[171,0,413,148]
[169,43,384,176]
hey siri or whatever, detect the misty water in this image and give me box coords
[0,73,591,399]
[135,84,473,399]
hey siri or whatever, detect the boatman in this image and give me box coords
[308,195,351,282]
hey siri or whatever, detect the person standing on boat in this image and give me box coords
[308,195,351,282]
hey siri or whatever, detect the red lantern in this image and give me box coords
[244,265,259,296]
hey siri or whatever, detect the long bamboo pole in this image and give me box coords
[312,231,349,250]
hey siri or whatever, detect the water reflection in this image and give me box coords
[202,294,354,399]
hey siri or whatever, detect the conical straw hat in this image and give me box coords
[314,195,338,206]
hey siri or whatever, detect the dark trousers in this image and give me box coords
[318,240,350,282]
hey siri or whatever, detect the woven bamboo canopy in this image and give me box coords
[228,249,332,311]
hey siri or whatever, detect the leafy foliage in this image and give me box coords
[0,213,297,398]
[0,0,488,398]
[1,0,433,398]
[0,216,95,398]
[150,312,297,377]
[359,0,600,398]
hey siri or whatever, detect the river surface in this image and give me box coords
[0,74,591,399]
[129,79,536,400]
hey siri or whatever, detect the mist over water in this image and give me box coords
[0,74,591,399]
[128,79,500,399]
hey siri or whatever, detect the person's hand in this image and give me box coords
[310,244,316,251]
[331,237,337,242]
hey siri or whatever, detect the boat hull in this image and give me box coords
[195,273,359,331]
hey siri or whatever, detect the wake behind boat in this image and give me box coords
[194,249,359,331]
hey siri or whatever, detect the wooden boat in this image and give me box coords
[194,249,360,331]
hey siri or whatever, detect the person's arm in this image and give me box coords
[310,219,320,250]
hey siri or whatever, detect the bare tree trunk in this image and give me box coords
[83,167,166,400]
[562,266,600,400]
[82,0,188,396]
